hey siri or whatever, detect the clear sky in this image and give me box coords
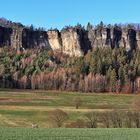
[0,0,140,29]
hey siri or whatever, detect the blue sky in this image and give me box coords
[0,0,140,29]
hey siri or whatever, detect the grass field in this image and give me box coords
[0,89,139,127]
[0,127,140,140]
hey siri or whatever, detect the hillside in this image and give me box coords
[0,18,140,93]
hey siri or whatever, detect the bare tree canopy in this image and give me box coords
[48,109,68,127]
[73,97,82,109]
[85,112,98,128]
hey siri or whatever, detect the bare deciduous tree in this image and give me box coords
[133,112,140,128]
[101,112,110,128]
[73,97,82,109]
[125,111,133,128]
[48,109,68,127]
[110,111,123,128]
[67,119,86,128]
[85,112,98,128]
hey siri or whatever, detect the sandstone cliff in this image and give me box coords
[87,25,138,51]
[22,28,51,49]
[47,29,62,51]
[0,20,139,56]
[61,27,90,56]
[11,27,23,49]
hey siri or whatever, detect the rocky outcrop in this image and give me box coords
[22,28,51,49]
[47,30,62,51]
[47,27,91,56]
[136,29,140,49]
[87,25,137,51]
[61,28,83,56]
[61,27,91,56]
[11,28,23,49]
[0,21,139,56]
[95,28,105,48]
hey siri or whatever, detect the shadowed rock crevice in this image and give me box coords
[112,26,122,48]
[106,28,111,46]
[22,28,51,49]
[77,28,92,55]
[0,26,12,47]
[127,29,137,51]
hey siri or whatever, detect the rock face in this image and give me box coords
[61,27,91,56]
[136,29,140,49]
[0,22,139,56]
[47,30,62,51]
[112,26,122,48]
[87,25,137,52]
[127,29,137,51]
[47,27,90,56]
[0,26,12,47]
[22,28,51,49]
[11,28,23,49]
[61,28,83,56]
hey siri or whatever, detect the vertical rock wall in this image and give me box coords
[22,28,51,49]
[0,24,139,56]
[11,28,23,49]
[47,30,62,51]
[0,26,12,47]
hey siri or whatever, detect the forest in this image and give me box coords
[0,45,140,93]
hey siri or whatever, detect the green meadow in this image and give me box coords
[0,89,139,127]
